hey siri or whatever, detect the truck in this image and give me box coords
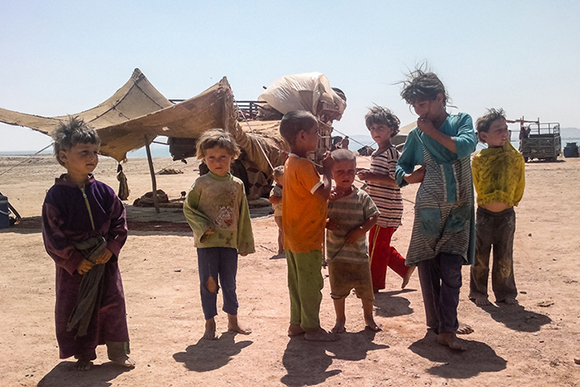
[520,122,561,162]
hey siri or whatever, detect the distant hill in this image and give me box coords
[561,127,580,139]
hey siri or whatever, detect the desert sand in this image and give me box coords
[0,152,579,387]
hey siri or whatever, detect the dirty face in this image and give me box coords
[481,118,509,147]
[59,142,99,177]
[332,160,356,191]
[412,93,445,121]
[203,146,234,177]
[368,123,395,147]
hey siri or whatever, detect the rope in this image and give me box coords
[0,142,54,176]
[331,127,376,148]
[233,98,276,173]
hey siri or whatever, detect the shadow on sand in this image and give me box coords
[37,361,131,387]
[409,331,507,379]
[281,329,387,386]
[478,302,552,332]
[373,289,416,318]
[173,332,253,372]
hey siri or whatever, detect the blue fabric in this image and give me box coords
[197,247,239,320]
[418,252,464,333]
[395,112,477,196]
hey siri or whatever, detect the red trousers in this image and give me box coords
[369,225,408,290]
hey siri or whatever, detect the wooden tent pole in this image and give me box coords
[144,135,160,213]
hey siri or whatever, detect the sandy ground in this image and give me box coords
[0,153,579,387]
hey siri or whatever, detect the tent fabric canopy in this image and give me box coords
[0,68,173,161]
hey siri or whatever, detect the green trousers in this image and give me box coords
[286,250,324,332]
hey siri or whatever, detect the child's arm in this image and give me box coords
[313,152,333,202]
[237,188,255,256]
[42,201,87,275]
[357,169,398,187]
[104,188,128,260]
[344,213,378,244]
[417,114,476,158]
[395,131,424,186]
[183,183,213,242]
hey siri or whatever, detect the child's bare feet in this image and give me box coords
[74,359,93,371]
[401,266,416,289]
[288,323,305,336]
[111,356,136,368]
[473,296,492,306]
[304,328,339,342]
[437,332,467,351]
[332,319,346,334]
[227,314,252,335]
[203,318,218,340]
[365,318,382,332]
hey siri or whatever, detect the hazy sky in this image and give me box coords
[1,0,579,152]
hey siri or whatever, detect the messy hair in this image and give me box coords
[53,116,100,166]
[331,148,356,164]
[196,129,240,159]
[400,66,449,106]
[279,110,318,146]
[272,165,284,178]
[476,108,506,142]
[365,106,401,136]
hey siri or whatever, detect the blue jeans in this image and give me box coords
[197,247,239,320]
[418,252,464,334]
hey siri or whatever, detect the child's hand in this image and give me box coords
[404,165,426,184]
[329,189,345,201]
[77,259,94,275]
[204,228,214,236]
[326,218,339,230]
[321,152,333,174]
[417,116,436,135]
[345,228,365,244]
[95,248,113,264]
[356,169,373,182]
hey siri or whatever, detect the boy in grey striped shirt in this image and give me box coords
[326,149,380,333]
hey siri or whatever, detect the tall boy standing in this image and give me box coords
[280,110,337,342]
[42,117,134,370]
[470,109,525,306]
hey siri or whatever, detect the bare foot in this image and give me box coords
[203,318,218,340]
[365,318,382,332]
[401,266,416,289]
[456,324,474,335]
[74,359,93,371]
[437,332,467,351]
[227,314,252,335]
[288,323,306,337]
[304,328,339,342]
[332,320,346,334]
[473,296,492,306]
[111,356,136,368]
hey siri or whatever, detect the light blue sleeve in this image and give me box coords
[452,113,477,159]
[395,129,423,187]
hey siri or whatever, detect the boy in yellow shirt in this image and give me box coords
[470,108,525,306]
[279,110,337,341]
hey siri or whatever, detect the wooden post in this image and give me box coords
[144,135,160,213]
